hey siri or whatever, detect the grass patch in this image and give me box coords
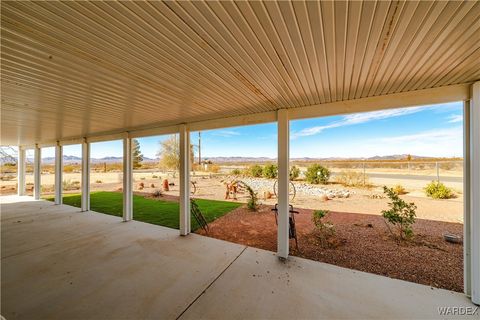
[45,191,241,231]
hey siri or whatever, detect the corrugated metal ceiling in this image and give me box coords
[1,1,479,145]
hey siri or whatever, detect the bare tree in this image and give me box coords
[0,146,18,164]
[157,135,195,171]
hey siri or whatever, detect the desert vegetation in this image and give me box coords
[305,164,330,184]
[289,165,300,180]
[381,186,417,240]
[335,170,369,187]
[312,209,335,247]
[424,181,455,199]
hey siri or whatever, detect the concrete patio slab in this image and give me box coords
[180,247,475,319]
[1,196,476,319]
[1,196,246,319]
[1,198,125,258]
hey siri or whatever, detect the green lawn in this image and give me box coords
[45,191,242,231]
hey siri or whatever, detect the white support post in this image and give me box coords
[81,139,90,212]
[179,125,190,236]
[17,147,26,196]
[470,82,480,305]
[33,145,41,200]
[277,109,290,259]
[54,143,63,205]
[464,100,471,297]
[123,136,133,222]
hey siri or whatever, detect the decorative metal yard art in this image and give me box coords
[224,180,247,200]
[191,180,197,195]
[271,203,299,250]
[273,180,296,201]
[190,199,209,234]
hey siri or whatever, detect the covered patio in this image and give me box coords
[1,195,474,319]
[1,1,480,317]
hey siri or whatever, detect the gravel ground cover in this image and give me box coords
[197,204,463,292]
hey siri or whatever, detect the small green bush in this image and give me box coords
[262,164,278,179]
[305,164,330,184]
[381,186,417,240]
[424,181,454,199]
[290,165,300,180]
[230,168,241,176]
[312,210,334,246]
[312,209,330,228]
[248,165,263,178]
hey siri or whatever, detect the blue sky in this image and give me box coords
[40,101,464,159]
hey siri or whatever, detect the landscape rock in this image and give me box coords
[237,177,352,200]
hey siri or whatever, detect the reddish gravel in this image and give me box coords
[197,204,463,292]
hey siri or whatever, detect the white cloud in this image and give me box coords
[446,114,463,123]
[376,127,462,144]
[363,127,463,157]
[290,126,463,158]
[210,130,241,137]
[292,106,426,139]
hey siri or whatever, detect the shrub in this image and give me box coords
[95,180,102,184]
[41,185,54,193]
[290,165,300,180]
[248,165,263,178]
[381,186,417,240]
[0,174,16,181]
[208,164,221,173]
[262,164,278,179]
[152,175,158,179]
[392,184,407,195]
[230,168,241,176]
[312,209,330,228]
[244,183,259,211]
[150,183,155,188]
[140,177,146,180]
[305,164,330,184]
[424,181,454,199]
[152,189,162,197]
[62,179,80,191]
[63,165,76,173]
[312,209,334,246]
[335,170,368,187]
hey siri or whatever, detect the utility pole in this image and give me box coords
[198,132,201,165]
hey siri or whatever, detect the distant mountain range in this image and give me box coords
[204,154,434,163]
[30,155,157,164]
[2,154,453,165]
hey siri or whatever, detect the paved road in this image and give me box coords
[332,172,463,183]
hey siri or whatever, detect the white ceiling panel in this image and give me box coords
[1,0,479,145]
